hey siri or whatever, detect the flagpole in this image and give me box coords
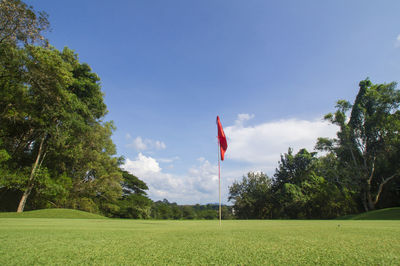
[218,138,221,226]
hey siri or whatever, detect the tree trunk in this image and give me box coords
[364,181,376,211]
[16,135,45,212]
[366,189,375,211]
[16,183,34,213]
[366,160,376,211]
[373,174,398,208]
[361,191,369,212]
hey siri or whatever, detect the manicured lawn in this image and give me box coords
[0,208,106,219]
[0,219,399,265]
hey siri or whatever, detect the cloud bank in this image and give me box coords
[225,114,338,168]
[124,153,219,204]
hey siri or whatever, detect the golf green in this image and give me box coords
[0,218,399,265]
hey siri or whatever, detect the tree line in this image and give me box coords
[229,79,400,219]
[150,199,233,220]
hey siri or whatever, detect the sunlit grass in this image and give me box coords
[0,208,106,219]
[0,218,399,265]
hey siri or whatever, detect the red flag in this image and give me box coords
[216,116,228,160]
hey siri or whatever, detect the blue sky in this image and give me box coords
[27,0,400,204]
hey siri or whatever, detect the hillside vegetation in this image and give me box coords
[0,208,106,219]
[337,207,400,220]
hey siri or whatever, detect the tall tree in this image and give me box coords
[0,0,51,211]
[0,45,76,212]
[317,79,400,211]
[0,44,124,213]
[115,170,151,218]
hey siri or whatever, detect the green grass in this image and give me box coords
[337,207,400,220]
[0,219,399,265]
[0,208,106,219]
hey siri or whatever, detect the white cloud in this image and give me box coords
[130,137,148,150]
[224,114,338,169]
[123,153,183,194]
[124,153,161,176]
[123,153,221,204]
[155,140,166,150]
[157,156,180,163]
[127,136,166,151]
[395,34,400,48]
[188,159,218,194]
[235,113,255,126]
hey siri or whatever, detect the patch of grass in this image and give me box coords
[337,207,400,220]
[0,208,106,219]
[0,219,398,265]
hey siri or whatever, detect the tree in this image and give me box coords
[0,0,49,46]
[317,79,400,211]
[0,45,125,213]
[272,149,317,218]
[116,170,151,218]
[170,203,183,220]
[228,172,273,219]
[220,205,234,220]
[181,205,196,219]
[273,148,317,189]
[273,148,357,218]
[151,199,173,219]
[121,170,148,196]
[2,46,76,212]
[0,1,68,212]
[197,209,217,220]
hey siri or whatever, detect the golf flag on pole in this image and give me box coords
[216,116,228,160]
[216,115,227,226]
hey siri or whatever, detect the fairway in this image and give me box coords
[0,219,399,265]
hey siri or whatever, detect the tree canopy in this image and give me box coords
[317,79,400,211]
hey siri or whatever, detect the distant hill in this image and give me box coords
[337,207,400,220]
[0,208,106,219]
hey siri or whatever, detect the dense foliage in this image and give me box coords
[0,0,152,217]
[229,79,400,219]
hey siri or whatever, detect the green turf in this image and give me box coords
[0,219,398,265]
[337,207,400,220]
[0,208,106,219]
